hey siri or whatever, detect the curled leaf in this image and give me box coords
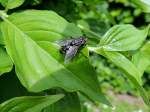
[0,47,13,76]
[0,94,64,112]
[99,24,149,51]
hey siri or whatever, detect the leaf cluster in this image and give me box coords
[0,0,150,112]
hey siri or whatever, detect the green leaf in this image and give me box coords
[0,0,25,10]
[0,94,64,112]
[0,22,5,45]
[0,33,4,45]
[92,49,150,106]
[7,10,82,42]
[33,41,110,105]
[132,0,150,13]
[132,41,150,74]
[44,92,81,112]
[0,47,13,76]
[99,24,149,51]
[0,25,4,45]
[1,10,110,105]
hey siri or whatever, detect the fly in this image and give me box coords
[57,36,87,63]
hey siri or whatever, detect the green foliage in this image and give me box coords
[99,24,149,51]
[93,50,149,105]
[0,0,25,10]
[91,55,137,95]
[0,0,150,111]
[0,94,64,112]
[1,10,110,105]
[0,47,13,76]
[44,92,81,112]
[132,0,150,13]
[133,41,150,74]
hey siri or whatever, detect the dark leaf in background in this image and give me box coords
[44,92,81,112]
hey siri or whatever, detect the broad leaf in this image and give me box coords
[132,41,150,74]
[0,94,64,112]
[92,48,150,105]
[132,0,150,13]
[37,41,111,104]
[7,10,82,41]
[0,47,13,76]
[0,0,25,9]
[99,24,149,51]
[44,92,81,112]
[1,10,110,105]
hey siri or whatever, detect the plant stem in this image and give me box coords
[77,24,102,39]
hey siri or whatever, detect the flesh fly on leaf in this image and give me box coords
[57,36,87,64]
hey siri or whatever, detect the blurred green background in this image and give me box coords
[1,0,150,111]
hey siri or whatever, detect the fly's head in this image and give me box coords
[70,36,87,46]
[79,36,87,45]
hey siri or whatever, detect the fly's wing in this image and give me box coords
[64,46,79,64]
[55,39,74,46]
